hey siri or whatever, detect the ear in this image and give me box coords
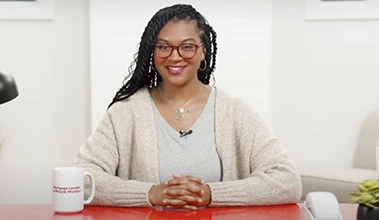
[201,47,206,60]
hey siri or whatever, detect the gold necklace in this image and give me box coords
[159,83,203,121]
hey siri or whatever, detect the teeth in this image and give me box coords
[168,67,181,70]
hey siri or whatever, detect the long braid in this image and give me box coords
[108,4,218,108]
[209,26,218,82]
[199,24,217,84]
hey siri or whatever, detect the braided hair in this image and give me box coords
[108,4,218,108]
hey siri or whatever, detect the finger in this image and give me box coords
[178,195,203,206]
[186,176,204,185]
[182,204,197,210]
[164,184,204,196]
[164,188,192,196]
[172,173,183,178]
[185,184,205,196]
[166,177,204,186]
[163,198,186,207]
[172,174,204,185]
[163,189,203,206]
[164,189,201,202]
[165,179,184,186]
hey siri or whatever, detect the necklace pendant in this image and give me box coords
[178,107,184,114]
[175,112,184,121]
[175,108,184,121]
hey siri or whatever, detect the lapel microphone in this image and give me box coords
[179,129,193,138]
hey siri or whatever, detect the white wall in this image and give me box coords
[0,0,90,204]
[2,0,378,205]
[89,0,272,130]
[0,0,272,205]
[272,0,379,171]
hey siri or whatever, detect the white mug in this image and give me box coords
[53,167,95,213]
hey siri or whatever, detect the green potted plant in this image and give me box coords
[351,179,379,219]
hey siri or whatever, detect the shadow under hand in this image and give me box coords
[149,208,210,220]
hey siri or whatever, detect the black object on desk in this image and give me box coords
[0,71,19,105]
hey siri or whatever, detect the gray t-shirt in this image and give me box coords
[153,88,222,183]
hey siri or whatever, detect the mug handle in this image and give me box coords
[83,172,95,204]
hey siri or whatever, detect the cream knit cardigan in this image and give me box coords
[73,87,302,207]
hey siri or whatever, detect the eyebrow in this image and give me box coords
[156,38,198,44]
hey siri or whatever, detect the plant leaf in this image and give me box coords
[363,203,375,208]
[360,194,373,202]
[358,184,369,192]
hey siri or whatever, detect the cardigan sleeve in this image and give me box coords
[208,93,302,206]
[72,104,155,207]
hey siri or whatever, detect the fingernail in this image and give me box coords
[201,190,205,194]
[163,190,167,194]
[198,199,202,203]
[163,199,168,204]
[164,181,168,185]
[192,206,197,210]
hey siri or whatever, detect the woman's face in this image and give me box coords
[153,20,205,87]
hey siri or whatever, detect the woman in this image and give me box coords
[73,4,301,210]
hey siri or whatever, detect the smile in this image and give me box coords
[166,66,185,74]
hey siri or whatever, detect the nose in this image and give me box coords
[168,47,182,61]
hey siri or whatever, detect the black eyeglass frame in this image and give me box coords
[153,42,204,59]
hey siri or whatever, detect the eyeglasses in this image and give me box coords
[154,43,203,59]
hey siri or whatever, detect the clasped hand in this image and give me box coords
[148,173,211,210]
